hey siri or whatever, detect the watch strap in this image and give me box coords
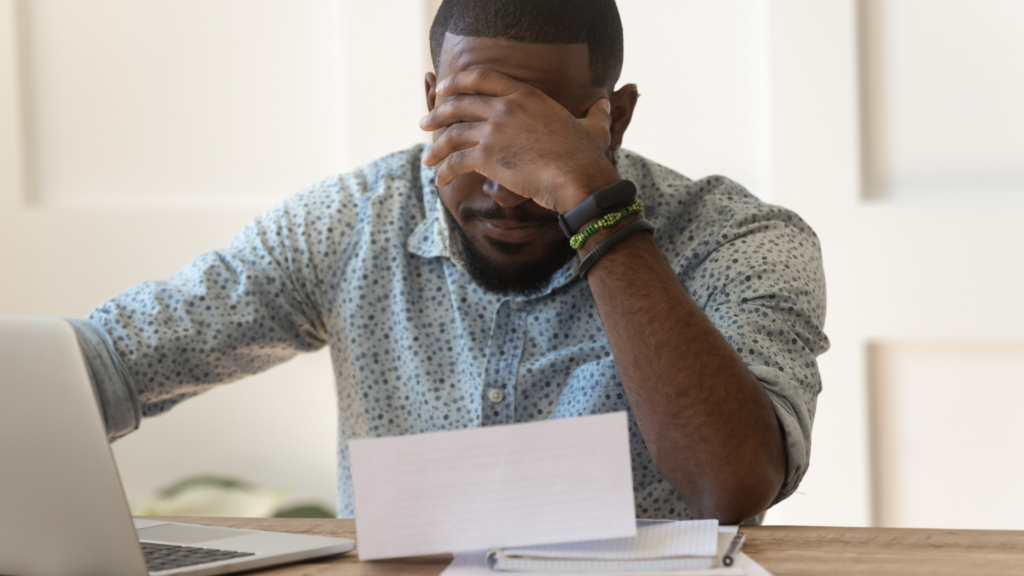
[558,179,638,238]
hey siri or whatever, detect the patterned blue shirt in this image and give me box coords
[76,144,829,521]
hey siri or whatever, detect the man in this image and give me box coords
[72,0,829,525]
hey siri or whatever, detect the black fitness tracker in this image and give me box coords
[558,179,638,238]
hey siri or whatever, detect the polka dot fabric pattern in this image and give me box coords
[84,144,829,521]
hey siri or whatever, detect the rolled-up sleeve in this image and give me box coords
[707,214,827,503]
[77,176,350,429]
[68,317,142,440]
[671,178,829,506]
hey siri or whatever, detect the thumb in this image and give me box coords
[585,98,613,129]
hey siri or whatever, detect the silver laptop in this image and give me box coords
[0,316,355,576]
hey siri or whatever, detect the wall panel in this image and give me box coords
[861,0,1024,201]
[870,342,1024,529]
[22,0,349,207]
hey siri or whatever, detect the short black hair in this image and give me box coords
[430,0,624,89]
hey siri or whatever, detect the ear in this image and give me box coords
[425,72,438,113]
[608,83,639,151]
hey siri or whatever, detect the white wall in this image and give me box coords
[2,0,1023,528]
[617,0,772,200]
[23,1,346,208]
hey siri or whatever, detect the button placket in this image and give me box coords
[501,300,529,422]
[480,299,529,425]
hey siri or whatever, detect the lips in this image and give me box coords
[478,219,548,243]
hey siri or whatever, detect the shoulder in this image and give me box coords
[616,149,822,273]
[339,144,430,204]
[256,144,430,238]
[282,144,429,213]
[229,144,431,275]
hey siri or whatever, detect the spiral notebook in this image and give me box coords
[441,521,772,575]
[486,519,720,572]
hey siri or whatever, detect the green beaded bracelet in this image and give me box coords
[569,199,644,249]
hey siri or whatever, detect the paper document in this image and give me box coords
[487,519,719,571]
[350,411,637,560]
[442,525,773,576]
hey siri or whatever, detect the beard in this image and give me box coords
[443,203,576,298]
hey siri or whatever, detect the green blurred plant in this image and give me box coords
[131,476,334,519]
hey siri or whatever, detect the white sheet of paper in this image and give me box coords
[349,411,637,560]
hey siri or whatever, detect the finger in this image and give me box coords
[434,146,486,188]
[435,68,521,98]
[422,121,483,167]
[582,98,614,149]
[419,94,493,131]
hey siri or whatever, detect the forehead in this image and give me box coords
[438,32,603,109]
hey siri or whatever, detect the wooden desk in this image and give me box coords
[146,517,1024,575]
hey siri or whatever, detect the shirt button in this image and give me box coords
[509,300,523,310]
[488,388,505,403]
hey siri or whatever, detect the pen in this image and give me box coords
[722,532,746,566]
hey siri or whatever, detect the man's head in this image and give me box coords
[424,0,638,297]
[430,0,624,91]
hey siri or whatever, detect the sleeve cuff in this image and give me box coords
[748,365,812,506]
[66,318,142,441]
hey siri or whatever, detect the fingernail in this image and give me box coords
[601,99,611,113]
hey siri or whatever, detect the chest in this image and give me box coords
[329,250,629,433]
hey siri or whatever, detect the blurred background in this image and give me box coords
[1,0,1022,527]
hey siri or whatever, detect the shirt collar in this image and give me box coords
[407,161,460,261]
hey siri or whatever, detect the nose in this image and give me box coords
[483,179,531,208]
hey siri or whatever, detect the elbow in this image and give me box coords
[686,496,770,526]
[676,463,784,525]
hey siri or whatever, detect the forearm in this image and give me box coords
[582,220,786,523]
[77,184,339,421]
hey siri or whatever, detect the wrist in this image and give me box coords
[555,163,621,215]
[576,213,643,254]
[574,216,656,279]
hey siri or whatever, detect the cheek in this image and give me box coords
[437,179,472,222]
[438,172,490,230]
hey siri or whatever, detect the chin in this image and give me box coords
[459,230,576,297]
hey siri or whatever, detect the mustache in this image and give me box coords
[458,202,559,224]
